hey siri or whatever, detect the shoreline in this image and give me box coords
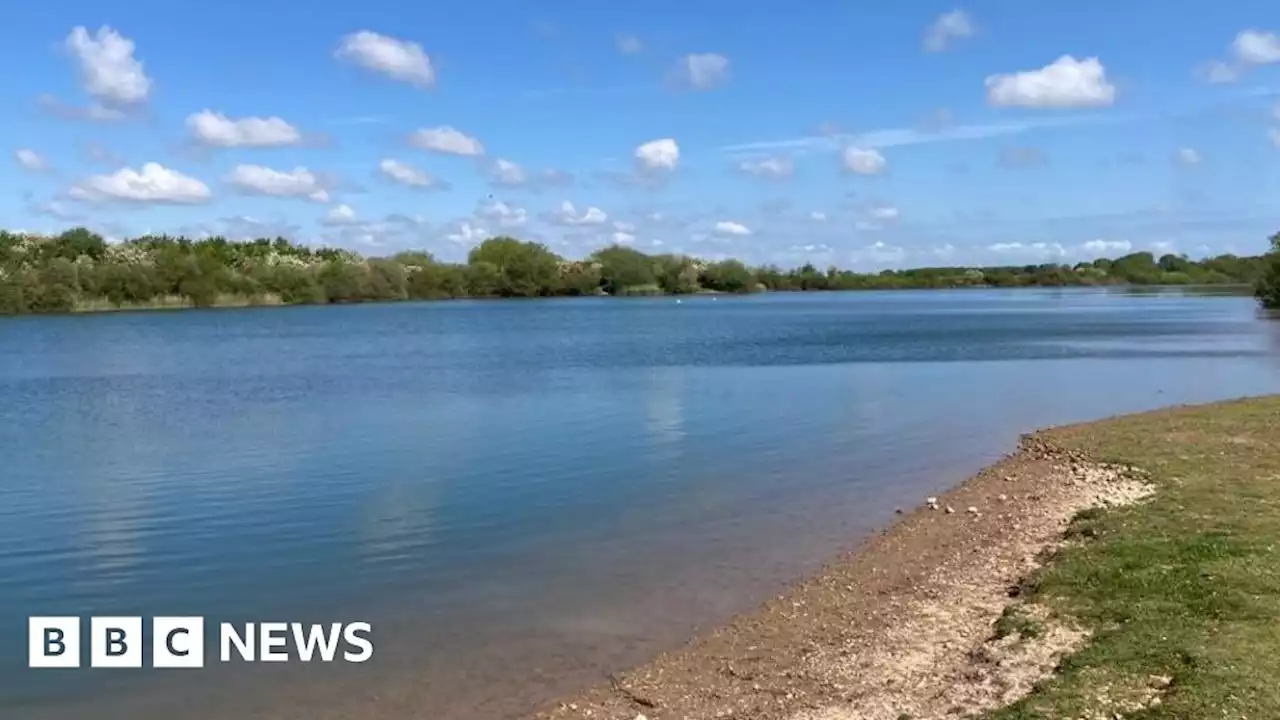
[0,282,1256,319]
[532,422,1161,720]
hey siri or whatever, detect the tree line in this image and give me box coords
[1254,232,1280,310]
[0,227,1276,315]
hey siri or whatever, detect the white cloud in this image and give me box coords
[1197,59,1241,84]
[489,158,527,187]
[868,205,900,221]
[186,110,302,147]
[1176,148,1202,166]
[617,35,643,54]
[336,30,435,87]
[409,126,484,156]
[843,146,887,175]
[69,162,210,204]
[791,243,833,254]
[15,149,48,172]
[31,199,84,221]
[868,241,905,261]
[1269,128,1280,149]
[37,94,128,122]
[1232,29,1280,65]
[924,10,973,52]
[378,158,440,188]
[809,211,827,222]
[635,138,680,171]
[714,220,752,236]
[1196,31,1280,84]
[549,201,608,226]
[64,26,151,107]
[477,200,528,228]
[445,221,489,245]
[612,231,636,244]
[227,165,330,202]
[723,115,1108,156]
[84,104,126,121]
[849,241,907,266]
[985,56,1116,109]
[1082,239,1133,254]
[987,241,1067,258]
[679,53,730,90]
[738,156,794,179]
[322,204,359,226]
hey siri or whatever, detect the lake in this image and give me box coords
[2,289,1278,720]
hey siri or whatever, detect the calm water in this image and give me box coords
[2,289,1278,719]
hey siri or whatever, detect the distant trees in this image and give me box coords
[591,245,658,294]
[1255,232,1280,310]
[0,226,1273,316]
[467,236,560,297]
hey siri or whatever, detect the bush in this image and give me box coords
[1254,235,1280,310]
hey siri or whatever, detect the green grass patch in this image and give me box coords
[993,606,1046,641]
[982,396,1280,719]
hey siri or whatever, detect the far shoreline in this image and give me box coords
[0,282,1258,320]
[4,228,1272,317]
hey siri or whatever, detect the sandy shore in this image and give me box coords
[533,433,1155,720]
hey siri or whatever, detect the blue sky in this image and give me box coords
[3,0,1280,268]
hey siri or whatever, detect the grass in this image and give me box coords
[982,396,1280,719]
[993,606,1046,642]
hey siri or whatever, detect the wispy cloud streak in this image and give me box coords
[721,115,1126,157]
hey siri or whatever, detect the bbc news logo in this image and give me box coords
[29,617,373,668]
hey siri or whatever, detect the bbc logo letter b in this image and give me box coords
[91,617,142,668]
[29,617,81,668]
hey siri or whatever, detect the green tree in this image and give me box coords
[45,227,107,262]
[794,263,829,291]
[558,261,603,296]
[1158,253,1192,273]
[317,261,370,303]
[700,259,756,293]
[1255,233,1280,310]
[591,245,656,294]
[262,264,324,304]
[465,261,502,297]
[652,254,701,294]
[1111,252,1161,284]
[0,276,25,314]
[96,263,159,306]
[467,237,561,297]
[367,259,408,300]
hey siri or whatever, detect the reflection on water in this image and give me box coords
[644,367,687,457]
[0,289,1278,720]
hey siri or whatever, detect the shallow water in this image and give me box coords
[2,289,1278,719]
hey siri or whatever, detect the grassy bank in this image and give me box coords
[71,292,285,313]
[986,396,1280,718]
